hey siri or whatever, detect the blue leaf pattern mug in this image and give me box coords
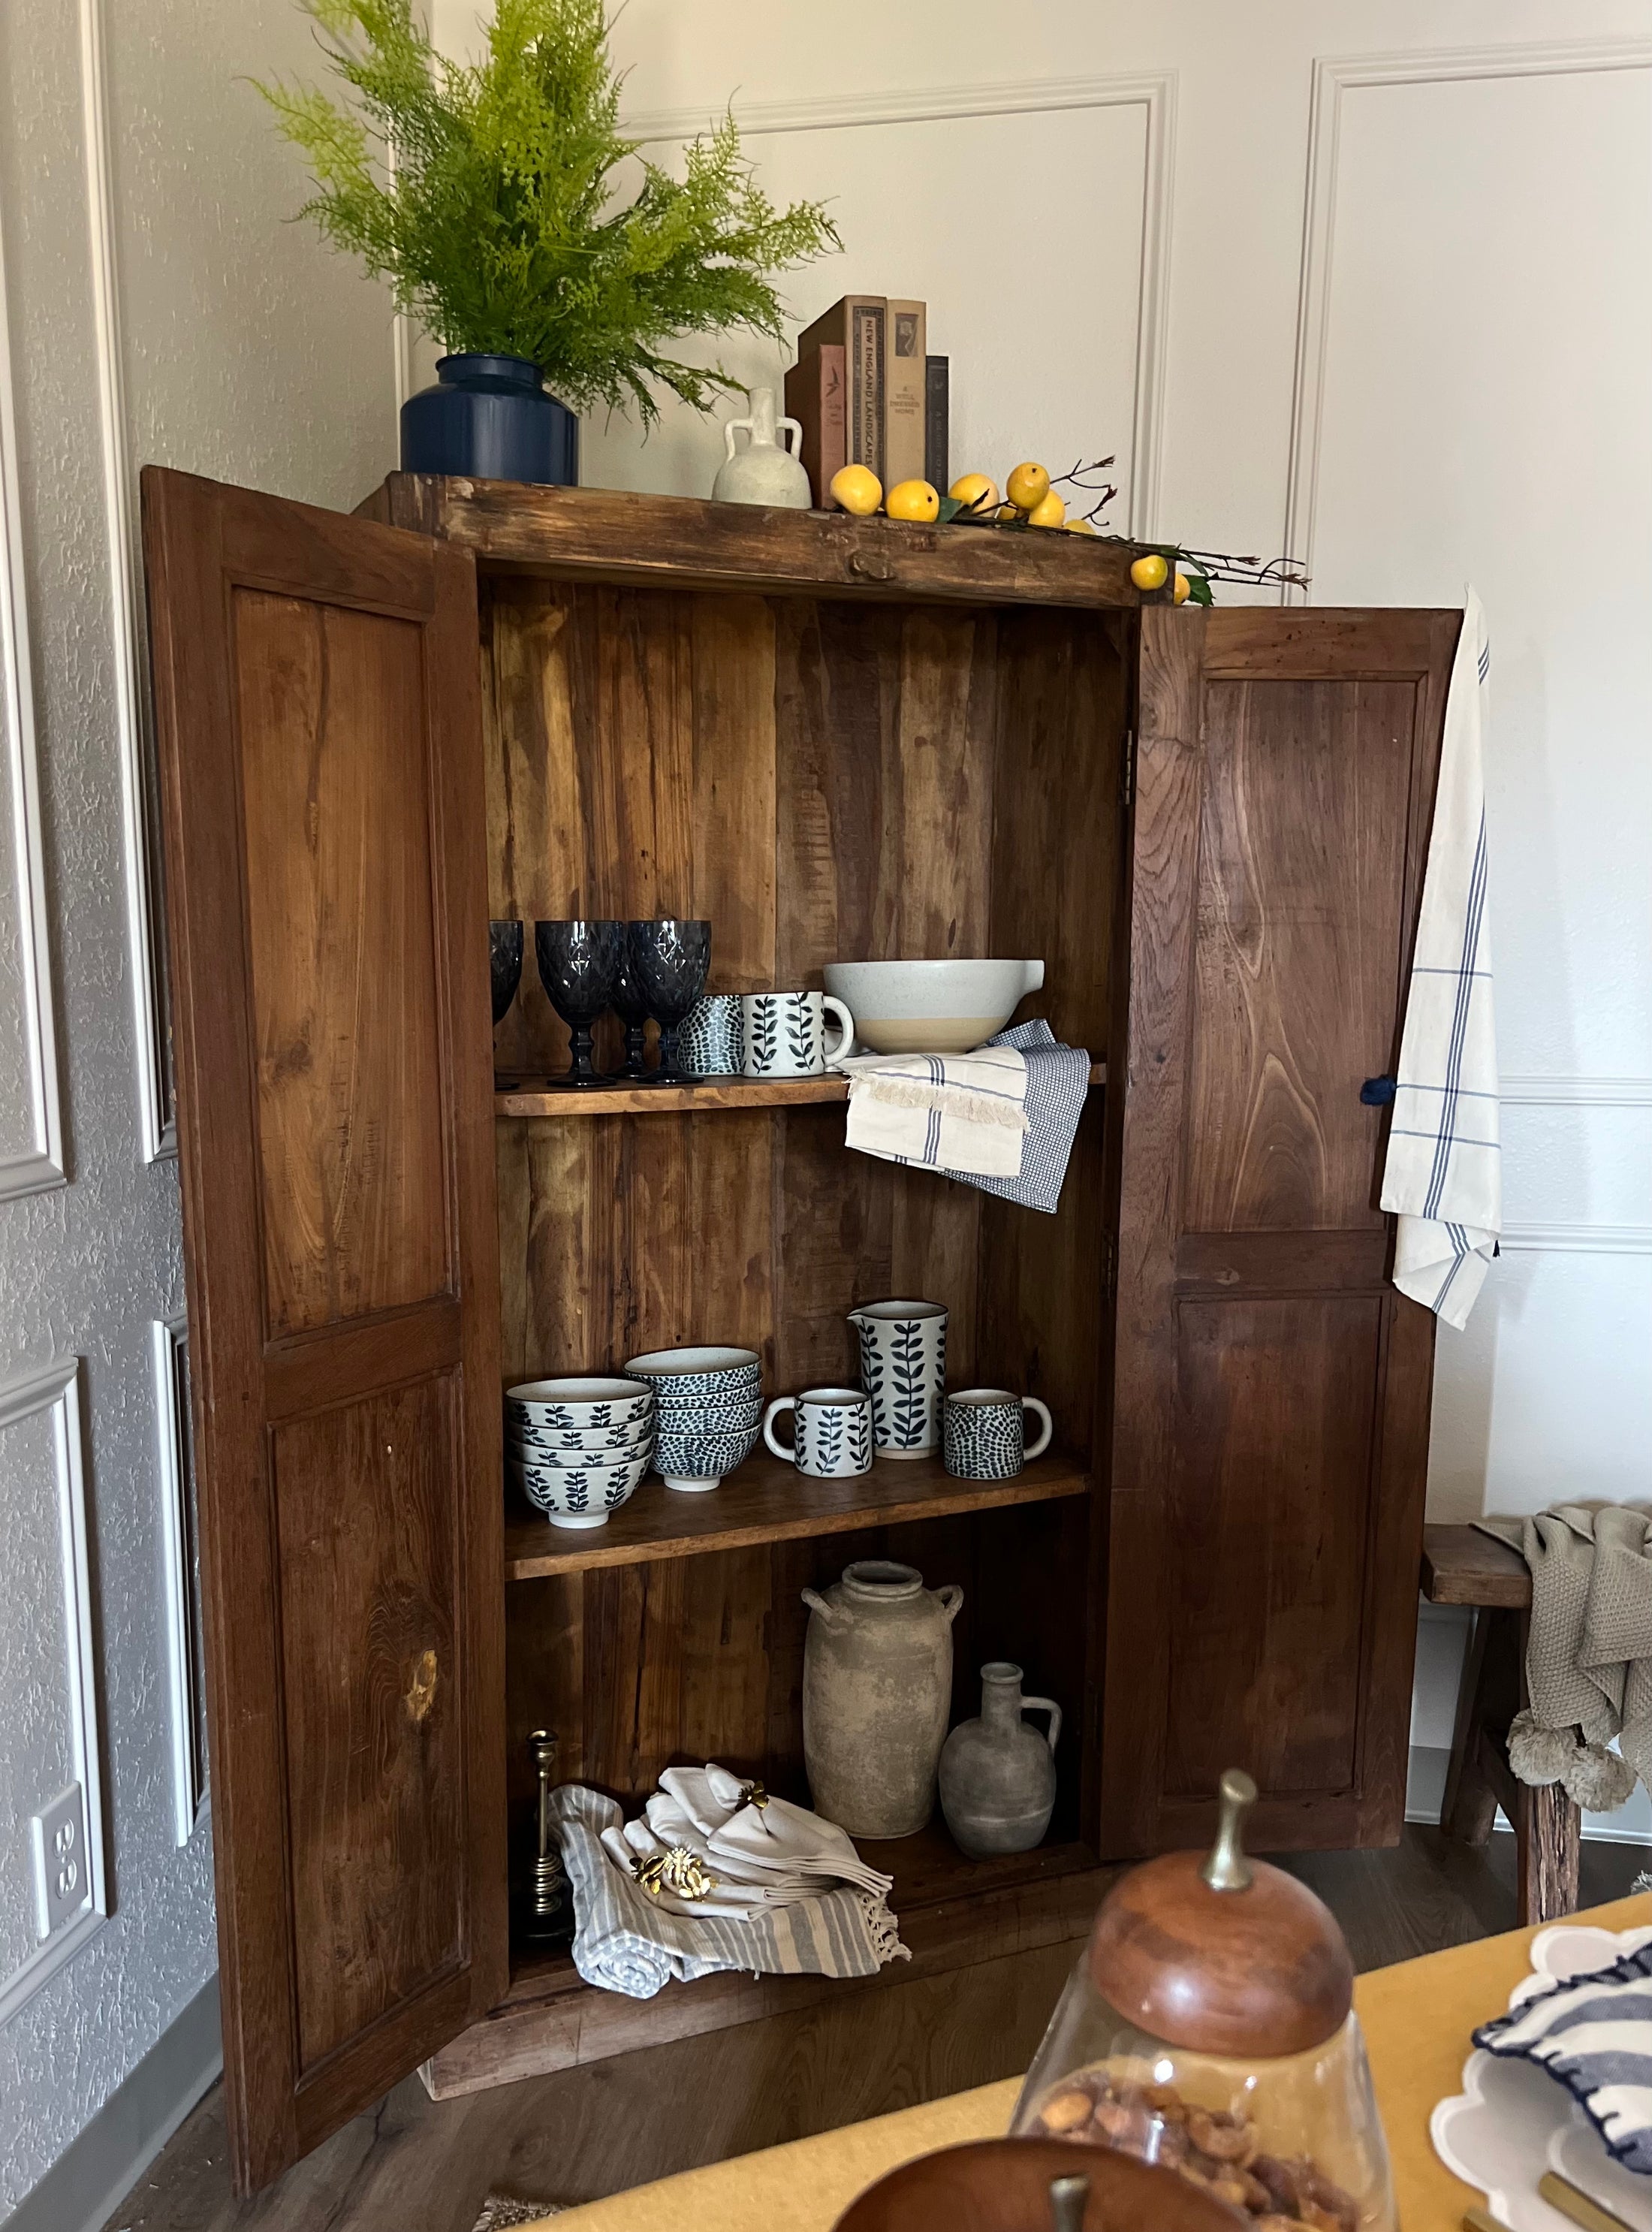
[849,1300,948,1458]
[763,1386,874,1478]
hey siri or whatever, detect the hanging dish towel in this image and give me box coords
[550,1783,908,2000]
[1476,1506,1652,1808]
[834,1021,1090,1214]
[1379,587,1500,1328]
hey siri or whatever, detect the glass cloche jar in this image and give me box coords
[1011,1770,1395,2232]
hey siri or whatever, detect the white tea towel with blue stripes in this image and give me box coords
[834,1023,1090,1212]
[1379,587,1500,1329]
[834,1042,1029,1178]
[550,1783,907,2000]
[1474,1940,1652,2173]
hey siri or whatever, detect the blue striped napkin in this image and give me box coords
[1475,1940,1652,2172]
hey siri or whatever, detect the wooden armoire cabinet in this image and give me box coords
[140,463,1458,2192]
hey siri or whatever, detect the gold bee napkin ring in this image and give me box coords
[633,1844,717,1901]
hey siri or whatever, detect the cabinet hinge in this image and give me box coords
[1120,731,1135,808]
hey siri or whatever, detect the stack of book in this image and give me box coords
[785,294,948,508]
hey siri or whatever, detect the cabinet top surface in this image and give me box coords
[365,472,1154,610]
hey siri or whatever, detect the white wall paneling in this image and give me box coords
[1285,38,1652,604]
[152,1319,205,1849]
[79,0,172,1164]
[0,1358,107,2027]
[598,74,1175,537]
[0,201,64,1202]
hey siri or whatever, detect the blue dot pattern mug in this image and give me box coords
[679,993,743,1075]
[942,1389,1054,1481]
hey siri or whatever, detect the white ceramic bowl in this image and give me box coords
[509,1430,654,1467]
[653,1423,761,1495]
[652,1392,764,1433]
[511,1448,650,1530]
[506,1377,653,1431]
[821,959,1045,1056]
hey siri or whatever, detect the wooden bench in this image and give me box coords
[1421,1523,1581,1923]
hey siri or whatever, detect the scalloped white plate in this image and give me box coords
[1431,1921,1652,2232]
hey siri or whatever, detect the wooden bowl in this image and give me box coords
[832,2137,1250,2231]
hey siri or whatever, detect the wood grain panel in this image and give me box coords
[235,591,450,1335]
[1185,678,1415,1233]
[1162,1296,1382,1799]
[990,608,1126,1052]
[1102,605,1457,1859]
[143,466,505,2191]
[690,596,778,990]
[369,471,1152,610]
[273,1377,465,2069]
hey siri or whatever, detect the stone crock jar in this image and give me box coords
[801,1560,963,1838]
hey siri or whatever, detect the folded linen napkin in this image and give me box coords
[1474,1941,1652,2173]
[653,1763,895,1898]
[552,1782,908,1999]
[1476,1505,1652,1805]
[834,1042,1029,1178]
[834,1021,1090,1214]
[1379,587,1500,1329]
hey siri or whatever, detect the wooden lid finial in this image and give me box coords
[1086,1768,1354,2057]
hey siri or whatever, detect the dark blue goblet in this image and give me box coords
[608,953,653,1081]
[490,920,524,1026]
[626,920,711,1084]
[534,920,625,1086]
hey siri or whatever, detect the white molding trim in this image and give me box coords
[1502,1221,1652,1256]
[1503,1075,1652,1108]
[152,1317,206,1847]
[79,0,174,1163]
[0,1358,108,2026]
[624,72,1177,540]
[0,206,65,1202]
[1284,37,1652,604]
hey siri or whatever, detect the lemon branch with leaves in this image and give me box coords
[255,0,840,424]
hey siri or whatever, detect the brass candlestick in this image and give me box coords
[523,1728,574,1945]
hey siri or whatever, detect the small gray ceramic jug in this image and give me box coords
[938,1660,1061,1858]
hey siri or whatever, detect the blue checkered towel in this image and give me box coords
[550,1784,908,2000]
[1474,1941,1652,2173]
[1379,587,1500,1328]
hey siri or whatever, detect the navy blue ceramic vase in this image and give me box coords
[400,354,580,486]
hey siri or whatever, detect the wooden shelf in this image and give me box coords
[496,1061,1106,1119]
[504,1448,1092,1579]
[424,1829,1109,2098]
[363,473,1163,612]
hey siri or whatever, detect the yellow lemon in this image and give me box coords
[1026,490,1066,529]
[1129,552,1170,591]
[1005,460,1051,512]
[1173,570,1192,605]
[830,463,882,517]
[948,472,998,514]
[886,478,940,523]
[1065,517,1098,535]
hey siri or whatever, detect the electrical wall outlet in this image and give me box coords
[30,1783,88,1940]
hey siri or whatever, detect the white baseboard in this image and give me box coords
[3,1972,221,2232]
[1406,1743,1652,1846]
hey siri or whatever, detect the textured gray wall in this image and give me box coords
[0,0,395,2206]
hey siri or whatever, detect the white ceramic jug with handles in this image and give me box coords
[711,387,812,508]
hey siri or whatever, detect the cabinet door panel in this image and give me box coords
[143,468,505,2190]
[1102,606,1458,1856]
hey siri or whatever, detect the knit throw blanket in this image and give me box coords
[550,1783,909,2000]
[1477,1506,1652,1808]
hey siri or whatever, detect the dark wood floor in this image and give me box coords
[103,1829,1649,2232]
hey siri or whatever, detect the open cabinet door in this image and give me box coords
[142,468,507,2189]
[1102,605,1461,1859]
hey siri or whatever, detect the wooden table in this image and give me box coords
[532,1892,1652,2231]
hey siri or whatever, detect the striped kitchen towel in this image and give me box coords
[1378,587,1500,1328]
[550,1784,908,2001]
[834,1022,1090,1213]
[834,1042,1030,1178]
[1474,1940,1652,2172]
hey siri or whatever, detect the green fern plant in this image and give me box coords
[255,0,840,423]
